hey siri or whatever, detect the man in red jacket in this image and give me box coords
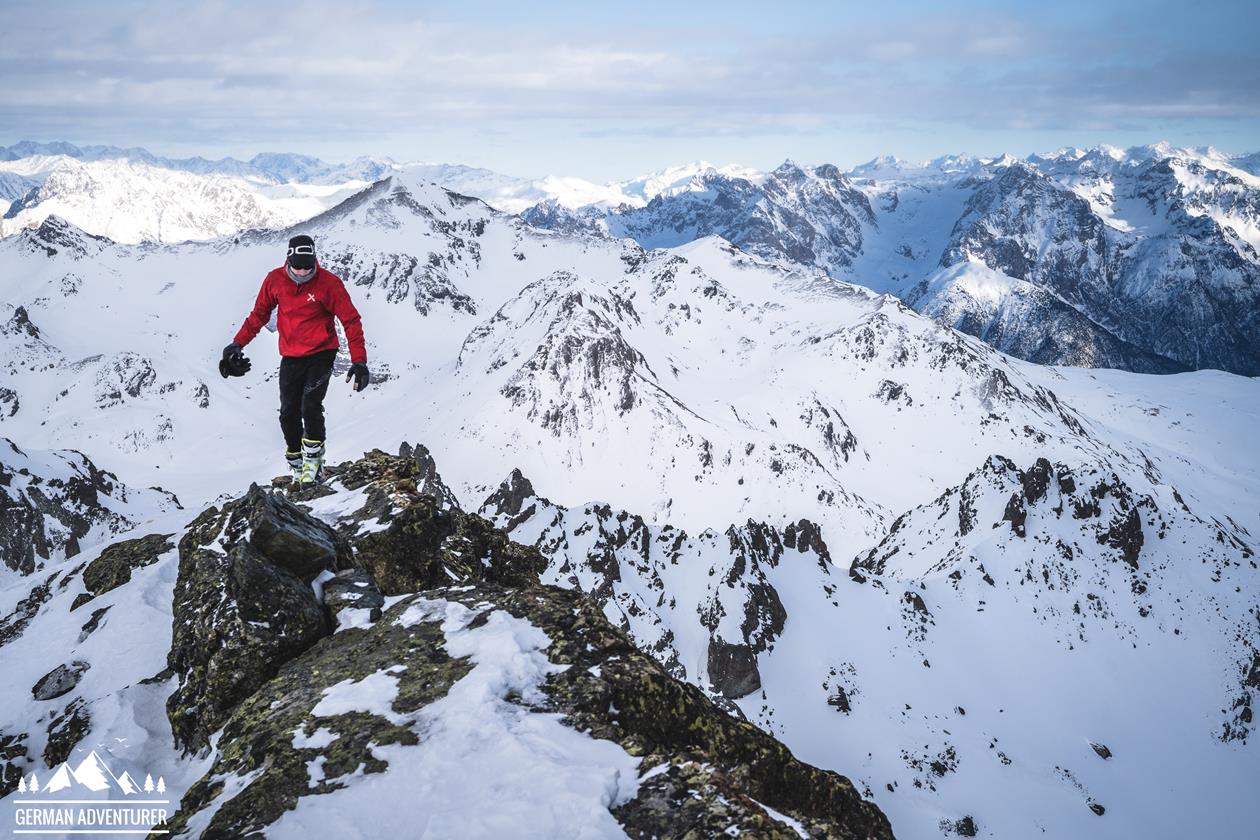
[221,234,369,486]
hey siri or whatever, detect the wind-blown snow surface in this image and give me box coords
[267,600,641,840]
[1,171,1257,839]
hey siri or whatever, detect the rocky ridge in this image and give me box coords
[115,445,890,838]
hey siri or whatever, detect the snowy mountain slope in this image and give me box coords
[851,146,1260,376]
[0,510,194,814]
[527,144,1260,376]
[1,173,1258,839]
[6,140,1257,376]
[926,155,1260,376]
[378,161,765,215]
[2,173,1254,552]
[523,161,874,270]
[358,162,618,215]
[0,438,179,575]
[908,261,1187,373]
[477,445,1258,840]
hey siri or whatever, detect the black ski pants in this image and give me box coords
[278,349,337,451]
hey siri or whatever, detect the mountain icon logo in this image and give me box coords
[19,750,165,796]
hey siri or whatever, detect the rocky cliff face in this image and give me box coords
[924,158,1260,375]
[525,162,875,280]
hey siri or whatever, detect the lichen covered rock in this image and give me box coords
[165,486,348,753]
[327,450,547,595]
[164,596,473,838]
[320,568,385,623]
[71,532,173,610]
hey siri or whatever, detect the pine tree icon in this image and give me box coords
[157,777,166,794]
[28,773,39,792]
[144,774,154,793]
[17,775,26,794]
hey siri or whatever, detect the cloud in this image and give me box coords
[0,0,1256,154]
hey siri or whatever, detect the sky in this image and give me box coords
[2,0,1258,181]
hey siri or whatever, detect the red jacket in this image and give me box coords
[234,264,367,363]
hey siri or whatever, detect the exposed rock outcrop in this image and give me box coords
[0,733,29,797]
[166,485,351,753]
[32,661,90,701]
[71,532,173,610]
[166,580,891,840]
[159,447,892,839]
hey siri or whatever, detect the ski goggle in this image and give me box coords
[287,245,315,256]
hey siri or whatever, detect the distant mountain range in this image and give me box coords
[1,140,1257,376]
[0,140,760,222]
[0,140,397,185]
[525,144,1260,376]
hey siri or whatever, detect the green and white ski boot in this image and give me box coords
[299,438,325,486]
[285,449,303,484]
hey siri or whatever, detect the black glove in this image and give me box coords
[219,343,251,379]
[346,362,370,392]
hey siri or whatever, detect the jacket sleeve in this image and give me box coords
[327,276,367,363]
[233,275,276,348]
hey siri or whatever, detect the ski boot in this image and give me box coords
[299,438,325,486]
[285,449,303,484]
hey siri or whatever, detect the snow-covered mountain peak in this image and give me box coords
[923,152,986,175]
[14,214,113,260]
[616,160,766,203]
[986,152,1023,170]
[772,158,807,177]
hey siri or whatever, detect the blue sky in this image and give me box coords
[2,0,1257,180]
